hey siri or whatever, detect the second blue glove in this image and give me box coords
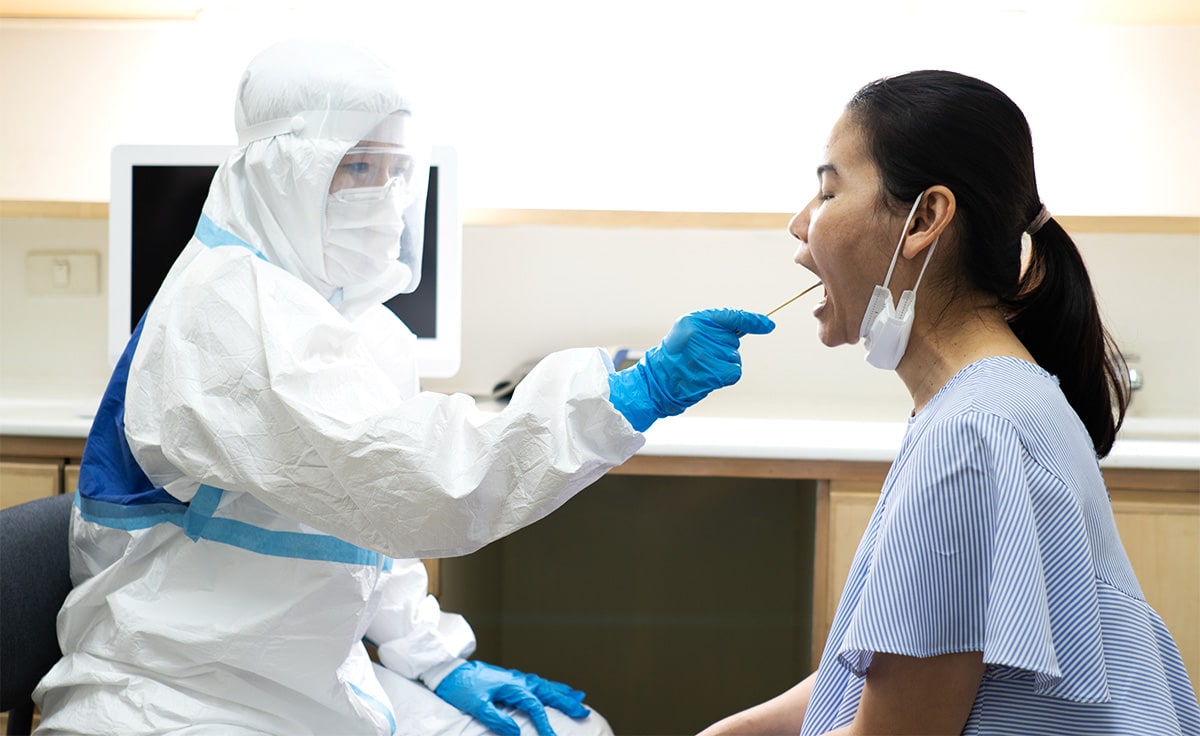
[434,660,589,736]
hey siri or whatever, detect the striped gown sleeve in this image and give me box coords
[836,410,1111,702]
[801,358,1199,736]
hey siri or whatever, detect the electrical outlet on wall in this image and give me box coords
[26,251,101,296]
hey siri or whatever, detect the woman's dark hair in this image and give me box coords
[846,70,1129,457]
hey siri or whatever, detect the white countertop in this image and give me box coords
[638,416,1200,471]
[2,396,1197,472]
[0,397,97,439]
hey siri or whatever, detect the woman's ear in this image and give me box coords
[902,185,956,259]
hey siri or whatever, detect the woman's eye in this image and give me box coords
[347,162,371,176]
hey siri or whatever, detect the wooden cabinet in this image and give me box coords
[817,470,1200,699]
[0,436,85,509]
[64,463,81,496]
[2,433,1196,730]
[439,472,819,736]
[0,434,443,596]
[814,480,883,662]
[1110,486,1199,691]
[0,459,63,508]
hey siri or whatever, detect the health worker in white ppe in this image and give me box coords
[33,38,774,736]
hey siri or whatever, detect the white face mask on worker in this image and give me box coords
[323,190,408,287]
[858,192,938,371]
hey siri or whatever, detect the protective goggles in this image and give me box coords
[329,146,419,203]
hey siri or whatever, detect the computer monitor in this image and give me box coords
[107,144,462,377]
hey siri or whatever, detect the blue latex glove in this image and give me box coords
[434,661,590,736]
[608,308,775,431]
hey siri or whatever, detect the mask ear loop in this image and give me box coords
[859,190,935,342]
[880,191,926,291]
[909,235,939,294]
[892,192,939,324]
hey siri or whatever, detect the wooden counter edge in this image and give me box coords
[0,435,87,461]
[609,453,1199,491]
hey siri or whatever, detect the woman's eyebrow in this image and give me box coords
[817,163,838,178]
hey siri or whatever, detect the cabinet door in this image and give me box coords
[818,482,1199,700]
[814,481,879,667]
[422,558,440,598]
[1110,489,1200,698]
[64,463,81,495]
[0,460,63,509]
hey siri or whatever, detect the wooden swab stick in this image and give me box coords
[765,281,823,317]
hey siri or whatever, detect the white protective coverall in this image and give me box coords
[33,39,641,735]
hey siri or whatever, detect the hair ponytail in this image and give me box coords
[848,70,1130,457]
[1007,218,1130,457]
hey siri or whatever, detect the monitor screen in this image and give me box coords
[108,144,461,377]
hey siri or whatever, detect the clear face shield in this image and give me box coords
[323,113,430,293]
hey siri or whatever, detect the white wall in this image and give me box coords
[1,7,1197,425]
[426,225,1200,423]
[0,6,1198,214]
[2,214,1197,423]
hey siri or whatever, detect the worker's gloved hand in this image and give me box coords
[433,660,589,736]
[608,308,775,431]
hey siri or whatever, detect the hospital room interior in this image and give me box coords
[0,2,1197,735]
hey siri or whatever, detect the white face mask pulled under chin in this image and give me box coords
[858,192,938,371]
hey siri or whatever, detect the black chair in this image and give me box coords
[0,493,75,735]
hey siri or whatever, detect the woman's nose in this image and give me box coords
[788,209,808,244]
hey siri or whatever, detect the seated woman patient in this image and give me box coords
[698,70,1200,736]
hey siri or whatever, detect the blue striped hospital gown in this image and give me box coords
[801,357,1200,736]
